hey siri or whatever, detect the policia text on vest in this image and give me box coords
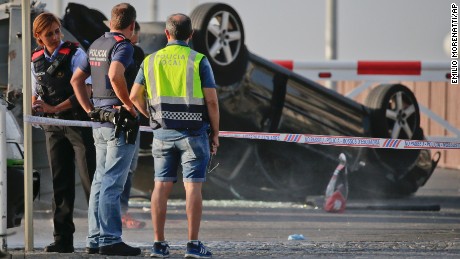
[156,53,186,66]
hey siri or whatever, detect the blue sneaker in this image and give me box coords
[185,241,212,258]
[150,241,170,258]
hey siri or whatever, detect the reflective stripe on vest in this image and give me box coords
[144,45,205,128]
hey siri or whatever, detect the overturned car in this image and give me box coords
[1,2,439,203]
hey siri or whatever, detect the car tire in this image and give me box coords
[7,167,25,228]
[190,3,248,86]
[365,83,421,140]
[62,3,109,49]
[7,197,24,228]
[364,84,425,197]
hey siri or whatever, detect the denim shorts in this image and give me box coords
[152,132,210,182]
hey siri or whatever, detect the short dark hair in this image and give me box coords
[111,3,136,30]
[135,21,140,33]
[166,13,192,41]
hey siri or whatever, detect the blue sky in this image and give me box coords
[43,0,453,61]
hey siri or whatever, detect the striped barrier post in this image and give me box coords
[272,60,450,82]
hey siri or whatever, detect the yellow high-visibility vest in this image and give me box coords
[144,44,206,129]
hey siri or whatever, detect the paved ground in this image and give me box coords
[2,167,460,258]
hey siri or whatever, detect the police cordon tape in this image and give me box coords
[25,115,460,150]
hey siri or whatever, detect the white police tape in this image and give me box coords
[26,115,95,127]
[25,115,153,132]
[25,115,460,150]
[219,131,460,150]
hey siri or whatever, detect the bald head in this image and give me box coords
[166,13,192,41]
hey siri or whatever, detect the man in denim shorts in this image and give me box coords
[130,13,219,258]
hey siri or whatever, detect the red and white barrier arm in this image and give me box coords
[272,60,451,82]
[24,115,460,150]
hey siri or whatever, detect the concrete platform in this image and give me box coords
[2,167,459,258]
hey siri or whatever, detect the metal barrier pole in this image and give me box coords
[325,0,337,91]
[21,0,34,251]
[0,102,7,253]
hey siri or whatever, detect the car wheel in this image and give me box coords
[365,84,425,197]
[365,84,421,140]
[7,197,24,228]
[7,167,25,228]
[190,3,248,86]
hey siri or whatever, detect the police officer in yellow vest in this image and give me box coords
[130,13,219,258]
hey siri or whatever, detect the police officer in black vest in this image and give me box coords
[70,3,141,256]
[31,12,96,253]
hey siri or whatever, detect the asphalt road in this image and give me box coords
[2,167,459,258]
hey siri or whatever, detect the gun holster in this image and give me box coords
[114,106,139,145]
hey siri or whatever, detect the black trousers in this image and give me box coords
[44,125,95,244]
